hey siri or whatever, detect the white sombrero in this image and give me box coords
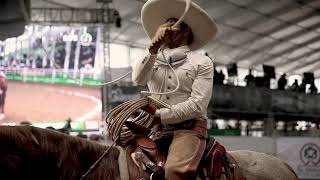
[141,0,218,50]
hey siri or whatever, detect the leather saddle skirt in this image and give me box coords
[123,135,246,180]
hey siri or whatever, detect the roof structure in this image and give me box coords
[4,0,320,77]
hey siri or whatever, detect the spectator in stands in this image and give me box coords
[309,82,318,94]
[244,69,255,87]
[277,74,287,90]
[211,121,218,129]
[283,121,288,134]
[62,118,72,130]
[58,118,72,134]
[46,126,56,130]
[235,120,241,130]
[254,76,264,87]
[213,68,225,85]
[89,134,104,142]
[218,70,225,84]
[77,132,88,139]
[213,68,219,84]
[20,121,32,126]
[315,121,320,130]
[289,79,299,92]
[226,124,233,129]
[298,79,307,93]
[262,75,271,89]
[246,124,250,136]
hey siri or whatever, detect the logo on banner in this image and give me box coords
[80,32,93,46]
[300,143,320,165]
[298,143,320,176]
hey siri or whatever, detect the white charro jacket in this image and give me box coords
[132,46,213,125]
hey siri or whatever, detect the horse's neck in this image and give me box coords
[40,129,121,180]
[0,126,121,180]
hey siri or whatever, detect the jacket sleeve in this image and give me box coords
[159,57,213,124]
[132,50,157,85]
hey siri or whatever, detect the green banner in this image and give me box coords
[32,121,84,131]
[7,74,101,86]
[208,128,241,136]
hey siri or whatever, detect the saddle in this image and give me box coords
[123,121,246,180]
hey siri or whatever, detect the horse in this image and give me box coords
[0,126,298,180]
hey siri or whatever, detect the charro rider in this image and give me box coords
[132,0,217,179]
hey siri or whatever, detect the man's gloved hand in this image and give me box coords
[142,104,157,116]
[142,104,162,127]
[149,25,180,55]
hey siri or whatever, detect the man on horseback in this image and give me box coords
[132,0,217,179]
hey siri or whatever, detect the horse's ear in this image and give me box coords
[125,121,151,136]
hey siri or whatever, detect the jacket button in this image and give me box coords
[155,67,158,71]
[168,76,172,79]
[166,97,170,100]
[167,86,170,90]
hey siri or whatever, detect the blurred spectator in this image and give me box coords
[235,120,241,129]
[77,132,88,139]
[213,68,225,85]
[283,121,288,134]
[20,121,32,126]
[57,118,72,134]
[262,75,270,89]
[254,77,264,87]
[315,121,320,130]
[226,124,233,129]
[46,126,56,130]
[309,83,318,94]
[211,121,218,129]
[298,79,307,93]
[306,123,312,131]
[213,68,219,84]
[289,79,299,92]
[218,70,225,84]
[277,74,287,90]
[62,118,72,130]
[246,124,250,136]
[89,134,104,142]
[292,122,298,131]
[244,69,255,87]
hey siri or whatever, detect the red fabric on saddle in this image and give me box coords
[209,142,227,180]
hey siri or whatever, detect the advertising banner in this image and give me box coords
[6,73,101,86]
[0,25,98,71]
[277,138,320,179]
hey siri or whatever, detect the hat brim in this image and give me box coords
[141,0,217,50]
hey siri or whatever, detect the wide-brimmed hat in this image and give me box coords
[141,0,217,50]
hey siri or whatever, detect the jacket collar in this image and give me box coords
[156,46,190,66]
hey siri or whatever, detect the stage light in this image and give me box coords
[115,17,122,28]
[114,10,121,28]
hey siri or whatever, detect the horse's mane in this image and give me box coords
[0,126,120,180]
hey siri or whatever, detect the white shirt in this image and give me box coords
[132,46,213,125]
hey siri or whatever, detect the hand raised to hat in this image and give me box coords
[149,25,180,55]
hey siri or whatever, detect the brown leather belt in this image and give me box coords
[163,119,207,131]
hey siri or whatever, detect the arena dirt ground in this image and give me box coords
[1,81,102,124]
